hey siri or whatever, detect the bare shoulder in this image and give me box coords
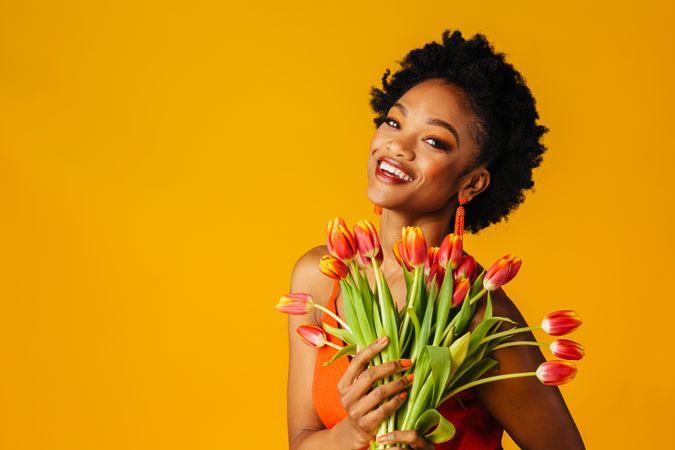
[290,245,336,324]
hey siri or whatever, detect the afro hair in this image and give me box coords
[369,29,548,234]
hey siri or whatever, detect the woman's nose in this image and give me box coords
[386,135,416,160]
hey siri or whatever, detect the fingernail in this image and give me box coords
[406,373,414,383]
[377,335,388,345]
[400,358,412,367]
[399,391,408,400]
[376,434,390,443]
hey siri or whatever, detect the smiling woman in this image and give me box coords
[286,29,585,450]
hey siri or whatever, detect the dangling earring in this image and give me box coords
[373,204,382,216]
[454,194,469,237]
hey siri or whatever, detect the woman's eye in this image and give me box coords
[425,137,450,151]
[383,116,399,129]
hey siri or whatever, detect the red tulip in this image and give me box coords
[454,254,476,282]
[550,339,585,360]
[326,217,357,261]
[438,233,463,270]
[452,277,471,306]
[400,226,427,268]
[427,262,445,290]
[319,255,349,280]
[276,293,315,315]
[426,246,440,273]
[483,254,522,291]
[541,310,583,336]
[535,360,577,385]
[296,324,327,348]
[354,220,381,260]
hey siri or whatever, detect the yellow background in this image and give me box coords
[1,1,673,448]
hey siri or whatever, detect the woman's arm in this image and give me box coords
[468,284,585,450]
[286,246,369,450]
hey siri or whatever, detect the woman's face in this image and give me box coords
[368,78,483,215]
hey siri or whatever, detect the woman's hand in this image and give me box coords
[336,335,414,449]
[375,430,435,449]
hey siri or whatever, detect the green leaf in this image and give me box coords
[426,346,452,406]
[448,332,470,381]
[407,307,421,358]
[322,323,355,345]
[322,344,357,366]
[339,280,364,348]
[447,357,499,392]
[432,271,454,346]
[469,269,486,298]
[414,408,456,444]
[484,290,493,319]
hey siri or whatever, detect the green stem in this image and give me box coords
[441,371,537,403]
[314,304,352,332]
[325,341,343,350]
[467,287,487,306]
[491,340,546,351]
[479,325,542,344]
[398,267,422,348]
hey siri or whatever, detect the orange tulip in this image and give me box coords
[550,339,585,360]
[483,254,522,291]
[400,226,427,268]
[393,239,413,271]
[319,255,349,280]
[276,293,315,315]
[354,220,382,260]
[296,324,327,348]
[535,360,577,385]
[326,217,357,262]
[541,310,583,336]
[438,233,463,270]
[452,277,471,306]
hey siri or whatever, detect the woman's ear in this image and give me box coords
[460,167,490,202]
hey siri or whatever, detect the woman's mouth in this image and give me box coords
[375,159,414,184]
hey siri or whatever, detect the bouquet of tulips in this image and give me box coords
[277,217,584,449]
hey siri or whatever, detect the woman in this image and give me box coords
[286,30,585,450]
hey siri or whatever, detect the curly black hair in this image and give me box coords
[369,29,548,234]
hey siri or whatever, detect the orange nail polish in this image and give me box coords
[406,373,414,383]
[400,358,412,367]
[376,434,389,443]
[399,391,408,399]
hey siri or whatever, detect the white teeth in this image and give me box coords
[380,161,413,181]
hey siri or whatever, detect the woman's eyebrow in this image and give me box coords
[393,102,461,147]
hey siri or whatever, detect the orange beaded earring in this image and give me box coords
[373,204,383,216]
[454,194,469,238]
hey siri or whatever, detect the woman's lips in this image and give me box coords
[375,161,412,184]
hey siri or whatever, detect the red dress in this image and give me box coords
[312,280,504,450]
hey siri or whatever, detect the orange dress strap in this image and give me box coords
[312,279,350,429]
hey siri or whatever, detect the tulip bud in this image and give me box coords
[541,310,583,336]
[535,360,577,385]
[296,324,327,348]
[326,217,357,262]
[454,254,476,282]
[438,233,463,270]
[394,239,413,271]
[319,255,349,280]
[354,220,381,260]
[400,226,427,268]
[426,246,440,274]
[452,277,471,306]
[276,293,315,315]
[550,339,585,360]
[483,254,521,291]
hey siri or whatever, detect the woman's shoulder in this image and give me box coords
[290,245,336,321]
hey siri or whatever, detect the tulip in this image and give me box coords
[354,220,381,260]
[427,262,445,290]
[452,277,471,306]
[454,254,476,283]
[541,310,583,336]
[296,324,343,350]
[394,239,413,271]
[276,293,314,315]
[483,254,522,291]
[400,226,427,268]
[438,233,463,270]
[535,360,577,385]
[550,339,585,360]
[326,217,357,262]
[426,246,440,274]
[319,255,349,280]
